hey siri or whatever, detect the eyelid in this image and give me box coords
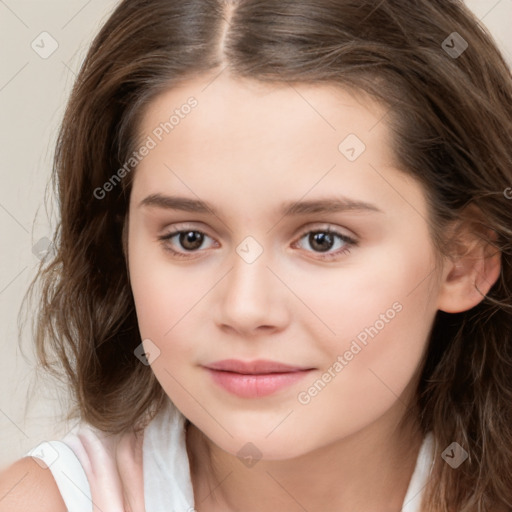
[161,222,357,240]
[159,224,218,247]
[293,222,357,241]
[158,222,358,260]
[159,222,216,242]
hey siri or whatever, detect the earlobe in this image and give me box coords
[437,227,501,314]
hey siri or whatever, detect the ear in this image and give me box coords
[437,208,501,313]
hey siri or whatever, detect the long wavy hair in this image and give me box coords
[20,0,512,510]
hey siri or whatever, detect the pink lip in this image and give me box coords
[205,359,312,374]
[203,359,314,398]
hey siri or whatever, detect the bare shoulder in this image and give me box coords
[0,457,67,512]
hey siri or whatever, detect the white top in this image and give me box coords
[25,399,434,512]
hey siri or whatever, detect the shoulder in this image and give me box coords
[0,457,67,512]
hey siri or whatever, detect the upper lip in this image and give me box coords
[204,359,313,374]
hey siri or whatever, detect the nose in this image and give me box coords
[214,246,290,337]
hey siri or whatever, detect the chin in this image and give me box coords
[205,426,311,463]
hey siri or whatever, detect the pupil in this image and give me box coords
[310,232,333,252]
[180,231,203,250]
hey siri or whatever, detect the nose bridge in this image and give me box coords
[215,234,288,333]
[227,235,272,305]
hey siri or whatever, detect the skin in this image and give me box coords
[126,72,501,512]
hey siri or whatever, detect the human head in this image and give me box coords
[26,1,512,510]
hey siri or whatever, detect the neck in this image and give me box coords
[186,403,424,512]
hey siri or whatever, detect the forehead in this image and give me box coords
[135,72,395,166]
[130,73,420,222]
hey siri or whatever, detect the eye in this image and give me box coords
[158,227,217,259]
[293,226,357,261]
[158,224,357,261]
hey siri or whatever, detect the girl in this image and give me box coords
[1,0,511,511]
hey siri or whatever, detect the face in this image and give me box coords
[127,73,442,459]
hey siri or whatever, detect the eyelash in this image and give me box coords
[157,225,357,261]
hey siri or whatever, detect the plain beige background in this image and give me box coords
[1,0,511,468]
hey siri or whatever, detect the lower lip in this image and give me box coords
[205,368,313,398]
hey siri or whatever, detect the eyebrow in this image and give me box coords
[138,193,383,216]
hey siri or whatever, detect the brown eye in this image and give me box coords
[158,228,217,259]
[178,231,204,251]
[308,231,335,252]
[294,227,357,261]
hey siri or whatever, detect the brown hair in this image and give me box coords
[21,0,512,510]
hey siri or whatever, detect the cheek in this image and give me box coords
[128,228,217,379]
[131,271,193,338]
[128,241,204,404]
[128,219,192,332]
[289,234,437,350]
[294,245,437,430]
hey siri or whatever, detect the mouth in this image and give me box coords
[203,359,315,398]
[204,358,314,374]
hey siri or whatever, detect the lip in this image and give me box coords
[204,359,312,374]
[203,359,315,398]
